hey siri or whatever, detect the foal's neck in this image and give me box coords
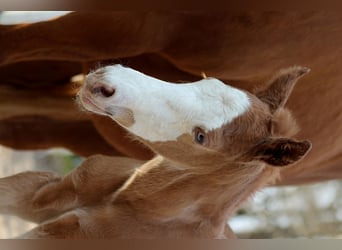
[114,155,278,224]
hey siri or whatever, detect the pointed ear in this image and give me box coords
[257,66,310,113]
[250,138,312,167]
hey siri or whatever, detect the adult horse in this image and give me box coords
[0,12,341,186]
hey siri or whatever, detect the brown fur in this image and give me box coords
[0,66,310,238]
[0,12,340,185]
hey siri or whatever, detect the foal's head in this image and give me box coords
[78,65,311,170]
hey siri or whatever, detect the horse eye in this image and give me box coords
[194,127,206,144]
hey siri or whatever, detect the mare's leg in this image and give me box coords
[0,12,170,65]
[0,117,122,157]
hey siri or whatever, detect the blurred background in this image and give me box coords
[1,11,342,239]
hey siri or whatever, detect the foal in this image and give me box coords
[0,65,311,238]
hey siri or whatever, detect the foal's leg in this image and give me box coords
[18,206,116,239]
[0,155,142,223]
[18,211,84,239]
[224,224,237,239]
[0,170,61,222]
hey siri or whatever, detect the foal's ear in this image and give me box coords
[249,138,312,167]
[257,66,310,113]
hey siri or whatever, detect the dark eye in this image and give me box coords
[194,127,206,144]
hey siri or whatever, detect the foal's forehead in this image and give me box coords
[229,97,270,129]
[183,78,252,130]
[216,95,272,150]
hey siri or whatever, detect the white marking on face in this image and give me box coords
[79,65,250,142]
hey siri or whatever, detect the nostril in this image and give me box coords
[100,86,115,97]
[91,84,115,97]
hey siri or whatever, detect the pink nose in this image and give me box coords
[91,83,115,97]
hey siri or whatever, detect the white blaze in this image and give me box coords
[81,65,250,142]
